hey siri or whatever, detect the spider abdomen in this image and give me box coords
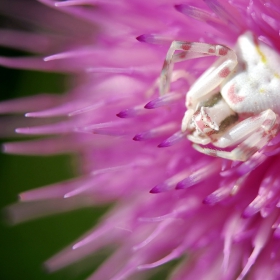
[221,32,280,115]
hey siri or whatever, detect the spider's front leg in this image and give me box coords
[193,109,280,161]
[160,40,237,98]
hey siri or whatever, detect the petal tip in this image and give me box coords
[116,111,127,118]
[174,4,184,12]
[175,182,185,189]
[133,134,142,141]
[144,102,154,109]
[136,34,146,43]
[150,186,160,193]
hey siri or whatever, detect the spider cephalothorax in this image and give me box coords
[160,31,280,161]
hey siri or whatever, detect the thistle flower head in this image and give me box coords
[2,0,280,279]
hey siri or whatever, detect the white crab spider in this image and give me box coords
[160,31,280,161]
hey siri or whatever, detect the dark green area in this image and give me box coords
[0,54,66,100]
[0,58,107,279]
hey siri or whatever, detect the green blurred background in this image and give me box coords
[0,52,106,279]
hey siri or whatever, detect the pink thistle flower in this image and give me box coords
[2,0,280,279]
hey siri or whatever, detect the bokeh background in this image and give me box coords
[0,42,107,279]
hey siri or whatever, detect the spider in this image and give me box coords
[160,31,280,161]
